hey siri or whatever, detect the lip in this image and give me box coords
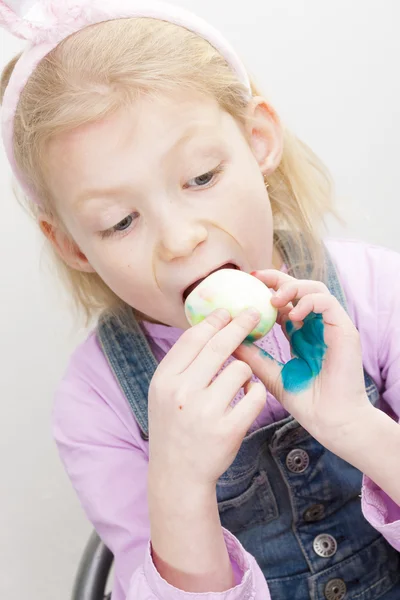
[181,261,241,302]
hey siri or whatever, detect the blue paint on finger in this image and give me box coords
[281,312,327,393]
[242,339,284,367]
[258,347,284,367]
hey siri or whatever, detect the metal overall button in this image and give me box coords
[285,448,309,473]
[313,533,337,557]
[324,578,347,600]
[303,503,325,522]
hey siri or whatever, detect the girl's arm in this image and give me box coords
[236,254,400,551]
[149,478,236,591]
[326,404,400,506]
[145,308,269,593]
[357,244,400,545]
[52,376,271,600]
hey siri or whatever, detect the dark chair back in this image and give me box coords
[72,531,114,600]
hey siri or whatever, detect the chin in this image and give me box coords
[168,310,191,330]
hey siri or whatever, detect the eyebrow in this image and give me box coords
[74,184,134,209]
[73,125,222,208]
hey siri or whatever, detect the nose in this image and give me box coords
[156,212,208,261]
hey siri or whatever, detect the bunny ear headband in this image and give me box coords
[0,0,251,206]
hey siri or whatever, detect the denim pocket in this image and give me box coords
[218,470,278,534]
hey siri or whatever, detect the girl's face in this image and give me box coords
[45,92,283,328]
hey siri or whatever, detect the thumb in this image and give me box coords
[234,343,284,401]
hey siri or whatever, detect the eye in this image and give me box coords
[115,215,133,231]
[100,212,139,239]
[191,171,214,186]
[185,165,224,189]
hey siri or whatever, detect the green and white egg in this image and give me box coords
[184,268,277,341]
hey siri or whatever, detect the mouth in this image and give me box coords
[182,262,240,303]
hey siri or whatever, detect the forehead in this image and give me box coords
[48,93,227,169]
[44,93,239,209]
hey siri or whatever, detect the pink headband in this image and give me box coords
[0,0,251,206]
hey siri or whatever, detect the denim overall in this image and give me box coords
[97,232,400,600]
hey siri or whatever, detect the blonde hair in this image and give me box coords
[1,17,335,325]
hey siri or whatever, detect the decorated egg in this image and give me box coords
[184,268,277,341]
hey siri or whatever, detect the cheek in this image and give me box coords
[79,241,141,292]
[92,255,154,309]
[224,170,272,233]
[236,198,273,246]
[227,180,274,267]
[58,219,168,318]
[84,242,169,313]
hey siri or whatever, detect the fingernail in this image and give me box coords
[246,307,261,320]
[213,308,231,322]
[250,271,258,276]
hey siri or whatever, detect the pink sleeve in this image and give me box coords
[52,378,271,600]
[362,477,400,551]
[360,245,400,550]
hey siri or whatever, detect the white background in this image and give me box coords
[1,1,399,598]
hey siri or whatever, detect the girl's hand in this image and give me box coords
[148,308,266,492]
[148,309,265,592]
[235,270,374,457]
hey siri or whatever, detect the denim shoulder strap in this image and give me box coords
[97,307,156,440]
[274,230,379,402]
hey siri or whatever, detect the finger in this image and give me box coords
[234,342,283,400]
[252,270,329,308]
[251,269,296,291]
[225,381,267,436]
[243,379,254,395]
[209,360,253,412]
[184,308,261,387]
[288,292,350,328]
[157,308,231,375]
[285,294,359,376]
[282,295,359,394]
[279,313,303,352]
[272,280,328,308]
[276,303,295,327]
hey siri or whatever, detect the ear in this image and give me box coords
[39,219,95,273]
[245,97,283,175]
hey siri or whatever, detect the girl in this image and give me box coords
[1,1,399,599]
